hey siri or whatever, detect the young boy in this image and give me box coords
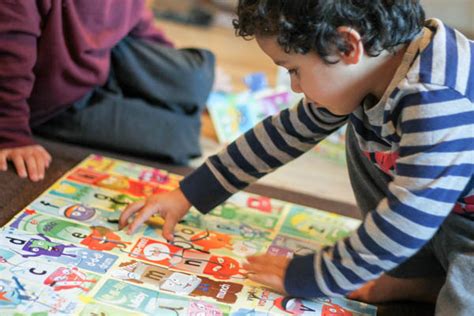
[0,0,215,182]
[120,1,474,314]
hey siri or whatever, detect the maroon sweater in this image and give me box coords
[0,0,172,148]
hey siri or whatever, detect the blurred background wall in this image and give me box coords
[422,0,474,37]
[210,0,474,37]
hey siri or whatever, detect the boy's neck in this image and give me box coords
[366,44,408,102]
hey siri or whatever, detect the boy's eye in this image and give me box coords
[288,68,299,76]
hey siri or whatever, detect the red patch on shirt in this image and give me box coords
[364,151,399,175]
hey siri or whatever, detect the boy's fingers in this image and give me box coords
[346,290,359,300]
[247,273,286,294]
[162,214,179,242]
[246,255,265,263]
[243,263,283,279]
[119,200,145,229]
[247,271,277,283]
[127,203,159,235]
[243,261,266,273]
[12,155,27,178]
[247,254,289,268]
[246,255,276,266]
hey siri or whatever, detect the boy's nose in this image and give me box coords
[290,78,303,94]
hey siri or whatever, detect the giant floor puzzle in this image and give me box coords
[0,155,377,316]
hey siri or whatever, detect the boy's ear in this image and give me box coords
[336,26,364,65]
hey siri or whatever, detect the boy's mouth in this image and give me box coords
[303,96,314,104]
[303,95,318,105]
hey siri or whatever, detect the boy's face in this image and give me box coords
[256,36,367,116]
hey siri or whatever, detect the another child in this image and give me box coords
[0,0,215,181]
[119,1,474,314]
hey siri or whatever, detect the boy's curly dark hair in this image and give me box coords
[233,0,425,63]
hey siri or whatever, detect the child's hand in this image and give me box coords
[0,145,52,182]
[243,254,290,295]
[118,188,191,239]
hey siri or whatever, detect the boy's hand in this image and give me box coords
[243,254,290,295]
[119,188,191,239]
[0,145,52,182]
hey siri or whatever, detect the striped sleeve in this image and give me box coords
[285,85,474,297]
[180,99,348,213]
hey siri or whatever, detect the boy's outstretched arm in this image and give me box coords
[0,2,51,181]
[181,99,348,213]
[121,99,347,238]
[253,87,472,299]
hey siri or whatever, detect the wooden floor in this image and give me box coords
[156,18,277,140]
[159,21,277,90]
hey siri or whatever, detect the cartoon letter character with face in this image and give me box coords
[189,301,224,316]
[203,256,246,280]
[321,303,354,316]
[191,231,233,252]
[0,278,37,308]
[62,204,97,222]
[80,226,130,251]
[289,213,324,237]
[44,267,97,292]
[21,234,76,258]
[274,297,354,316]
[159,272,243,304]
[247,196,272,213]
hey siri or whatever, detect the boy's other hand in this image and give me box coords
[243,254,290,295]
[119,188,191,239]
[0,145,52,182]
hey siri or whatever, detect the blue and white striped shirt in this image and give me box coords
[180,19,474,297]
